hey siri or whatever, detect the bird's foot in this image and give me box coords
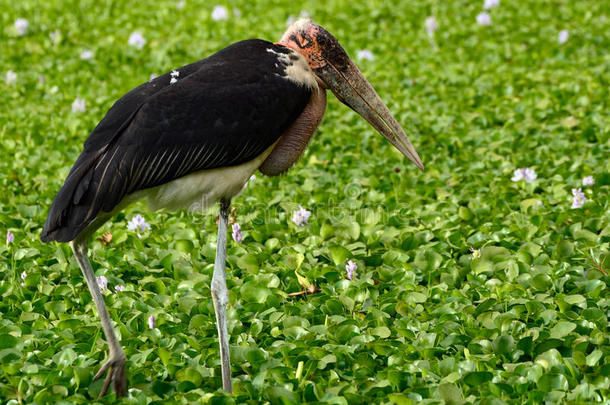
[94,353,127,398]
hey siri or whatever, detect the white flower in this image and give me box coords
[231,223,242,243]
[483,0,500,10]
[425,16,439,37]
[96,275,108,292]
[21,271,26,280]
[211,5,228,21]
[176,0,186,9]
[292,206,312,226]
[558,30,569,44]
[470,248,481,259]
[115,285,126,292]
[476,12,492,26]
[511,168,537,183]
[571,188,586,209]
[127,214,150,237]
[5,70,17,85]
[356,49,375,61]
[49,29,61,44]
[148,314,155,329]
[72,98,86,113]
[345,260,357,280]
[128,31,146,49]
[15,18,28,36]
[80,49,94,60]
[582,176,594,186]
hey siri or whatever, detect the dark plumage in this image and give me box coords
[40,19,424,397]
[41,39,311,242]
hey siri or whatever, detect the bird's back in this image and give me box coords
[41,39,312,242]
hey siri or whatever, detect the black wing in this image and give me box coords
[41,39,311,242]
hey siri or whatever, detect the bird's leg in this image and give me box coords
[70,238,127,398]
[211,198,233,393]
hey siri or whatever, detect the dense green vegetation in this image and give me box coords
[1,0,609,403]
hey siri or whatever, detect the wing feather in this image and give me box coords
[41,39,312,242]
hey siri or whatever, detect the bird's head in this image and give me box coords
[279,19,423,170]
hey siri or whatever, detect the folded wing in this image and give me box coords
[41,39,311,242]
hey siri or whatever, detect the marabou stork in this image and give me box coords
[41,19,423,397]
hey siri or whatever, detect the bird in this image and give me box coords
[41,18,423,398]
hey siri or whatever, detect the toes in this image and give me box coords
[94,360,112,381]
[95,357,128,398]
[99,370,113,398]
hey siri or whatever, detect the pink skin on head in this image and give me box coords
[260,19,330,176]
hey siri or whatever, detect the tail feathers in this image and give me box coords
[40,149,105,243]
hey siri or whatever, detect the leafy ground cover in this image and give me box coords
[1,0,609,403]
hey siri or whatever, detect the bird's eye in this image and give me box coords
[297,34,309,48]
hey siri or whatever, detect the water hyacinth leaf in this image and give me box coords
[0,349,21,364]
[463,371,493,386]
[157,347,171,366]
[586,350,603,367]
[14,248,40,260]
[54,347,77,367]
[531,274,553,291]
[329,245,350,265]
[414,249,442,271]
[240,281,270,304]
[537,373,568,392]
[438,383,463,405]
[237,253,259,273]
[3,0,610,402]
[492,335,515,356]
[549,322,576,339]
[174,239,194,253]
[152,380,174,397]
[371,326,391,338]
[563,294,586,307]
[387,393,414,405]
[0,335,19,349]
[554,240,574,259]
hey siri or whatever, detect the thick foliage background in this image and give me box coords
[1,0,609,404]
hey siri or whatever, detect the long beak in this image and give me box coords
[315,59,424,170]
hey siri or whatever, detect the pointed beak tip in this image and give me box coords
[411,157,424,171]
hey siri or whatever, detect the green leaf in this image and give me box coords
[329,245,350,265]
[463,371,493,386]
[371,326,391,338]
[414,249,443,271]
[240,281,270,304]
[438,383,463,405]
[537,373,568,392]
[586,350,603,367]
[550,322,576,339]
[388,393,414,405]
[554,240,574,259]
[0,334,19,349]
